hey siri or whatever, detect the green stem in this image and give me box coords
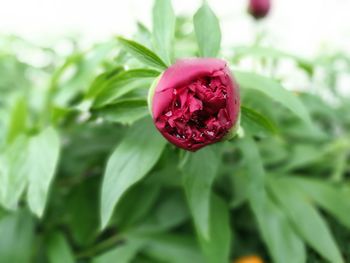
[76,234,124,259]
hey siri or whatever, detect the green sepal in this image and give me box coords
[223,109,243,141]
[147,74,163,116]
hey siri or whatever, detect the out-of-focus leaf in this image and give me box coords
[233,46,314,74]
[92,241,142,263]
[27,127,60,217]
[282,144,327,171]
[51,41,117,107]
[0,136,29,210]
[237,137,302,263]
[146,149,182,187]
[1,127,60,215]
[95,99,149,125]
[100,118,166,229]
[130,190,189,234]
[238,137,266,217]
[152,0,175,65]
[241,105,278,135]
[259,137,288,166]
[66,177,99,246]
[194,2,221,57]
[230,170,250,208]
[283,120,329,142]
[237,138,305,262]
[287,177,350,230]
[300,93,338,122]
[198,195,231,263]
[255,197,306,263]
[130,233,204,263]
[114,184,161,230]
[47,232,75,263]
[85,66,124,98]
[235,71,312,125]
[117,37,167,70]
[268,176,344,263]
[50,52,80,85]
[181,146,220,240]
[6,97,27,144]
[0,210,34,263]
[136,22,153,48]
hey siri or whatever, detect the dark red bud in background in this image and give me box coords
[149,58,240,151]
[248,0,271,20]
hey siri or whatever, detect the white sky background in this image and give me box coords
[1,0,350,58]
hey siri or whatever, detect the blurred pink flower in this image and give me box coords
[248,0,271,19]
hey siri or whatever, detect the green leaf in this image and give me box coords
[255,197,306,263]
[6,97,27,144]
[239,139,305,263]
[85,66,124,99]
[27,127,60,217]
[235,71,312,125]
[100,118,166,229]
[282,144,327,171]
[93,68,158,107]
[117,37,168,70]
[129,190,189,234]
[50,41,117,107]
[95,79,152,108]
[95,99,149,126]
[146,149,182,187]
[267,176,344,263]
[194,3,221,57]
[258,137,288,166]
[92,241,142,263]
[286,177,350,230]
[50,53,83,90]
[65,177,99,246]
[47,232,75,263]
[198,195,231,263]
[136,22,153,48]
[236,138,306,262]
[152,0,175,65]
[91,68,160,102]
[233,46,314,74]
[113,184,161,230]
[0,210,34,263]
[0,136,29,210]
[129,233,204,263]
[241,105,278,135]
[110,68,161,80]
[181,146,220,240]
[238,137,266,215]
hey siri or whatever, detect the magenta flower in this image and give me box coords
[150,58,240,151]
[248,0,271,19]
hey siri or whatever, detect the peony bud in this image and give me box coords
[149,58,240,151]
[248,0,271,20]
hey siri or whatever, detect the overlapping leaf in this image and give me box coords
[100,118,166,228]
[235,71,312,125]
[194,2,221,57]
[181,147,220,240]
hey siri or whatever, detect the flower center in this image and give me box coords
[157,72,231,149]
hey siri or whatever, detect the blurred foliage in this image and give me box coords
[0,0,350,262]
